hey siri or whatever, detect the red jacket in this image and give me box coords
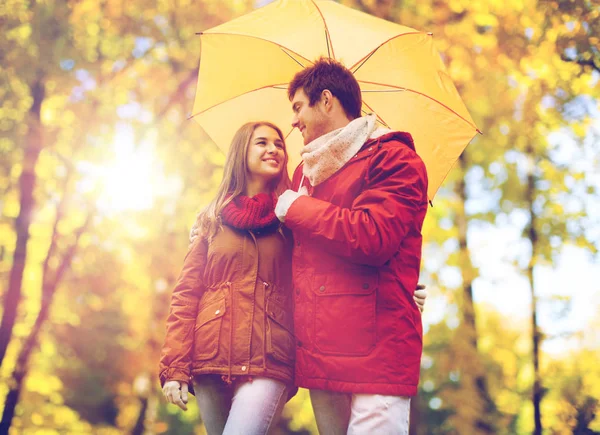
[285,131,428,396]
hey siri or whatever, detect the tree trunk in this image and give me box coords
[0,77,45,368]
[131,397,149,435]
[0,292,51,432]
[455,153,497,434]
[0,208,91,431]
[455,154,478,350]
[409,398,423,435]
[525,146,543,435]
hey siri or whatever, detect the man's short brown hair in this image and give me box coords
[288,58,362,120]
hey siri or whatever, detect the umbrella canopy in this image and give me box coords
[191,0,479,200]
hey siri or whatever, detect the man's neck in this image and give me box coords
[324,115,353,135]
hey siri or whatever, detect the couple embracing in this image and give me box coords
[159,58,428,435]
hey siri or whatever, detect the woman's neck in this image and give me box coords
[244,178,270,197]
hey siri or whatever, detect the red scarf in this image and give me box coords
[221,193,278,230]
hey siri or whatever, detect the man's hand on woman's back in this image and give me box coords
[414,284,427,312]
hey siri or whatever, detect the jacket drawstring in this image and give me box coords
[222,281,233,385]
[263,281,269,371]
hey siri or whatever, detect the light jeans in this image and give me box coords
[194,375,289,435]
[310,389,411,435]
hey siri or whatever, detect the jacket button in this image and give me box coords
[296,241,300,247]
[362,283,370,289]
[368,147,373,151]
[295,288,300,296]
[241,365,247,371]
[215,309,220,315]
[319,286,325,292]
[297,341,302,348]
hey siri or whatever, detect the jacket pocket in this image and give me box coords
[193,297,226,361]
[313,272,377,356]
[266,298,295,365]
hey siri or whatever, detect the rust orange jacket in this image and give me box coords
[159,224,295,388]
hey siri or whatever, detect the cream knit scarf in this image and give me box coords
[301,113,390,186]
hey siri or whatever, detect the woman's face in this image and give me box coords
[246,125,286,182]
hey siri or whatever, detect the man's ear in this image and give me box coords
[321,89,334,111]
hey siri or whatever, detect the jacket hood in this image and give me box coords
[367,131,416,152]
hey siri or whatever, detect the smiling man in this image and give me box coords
[275,58,429,435]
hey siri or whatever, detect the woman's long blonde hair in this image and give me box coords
[197,121,292,239]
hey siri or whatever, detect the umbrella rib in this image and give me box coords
[284,127,295,142]
[281,48,306,69]
[200,32,314,66]
[310,0,335,59]
[189,83,289,119]
[361,107,390,128]
[358,80,480,132]
[348,31,428,72]
[361,100,390,128]
[352,50,377,75]
[362,89,407,92]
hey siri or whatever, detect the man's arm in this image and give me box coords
[282,145,428,267]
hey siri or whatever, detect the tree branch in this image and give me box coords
[561,54,600,73]
[136,66,199,145]
[50,208,93,291]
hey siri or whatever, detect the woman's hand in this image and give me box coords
[163,380,189,411]
[413,283,427,313]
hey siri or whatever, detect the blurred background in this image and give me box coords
[0,0,598,433]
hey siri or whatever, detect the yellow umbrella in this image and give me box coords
[191,0,480,200]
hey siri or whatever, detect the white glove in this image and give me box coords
[275,186,308,222]
[162,380,189,411]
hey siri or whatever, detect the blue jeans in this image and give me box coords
[194,375,289,435]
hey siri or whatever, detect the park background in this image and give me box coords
[0,0,599,433]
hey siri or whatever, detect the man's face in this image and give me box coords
[291,88,328,145]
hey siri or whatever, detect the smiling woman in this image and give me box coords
[159,121,295,435]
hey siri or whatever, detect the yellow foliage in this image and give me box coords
[52,407,81,427]
[6,23,32,44]
[473,12,499,27]
[496,389,524,415]
[0,0,598,433]
[30,412,44,426]
[41,94,69,126]
[283,388,319,434]
[25,373,63,396]
[2,194,20,219]
[448,0,466,14]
